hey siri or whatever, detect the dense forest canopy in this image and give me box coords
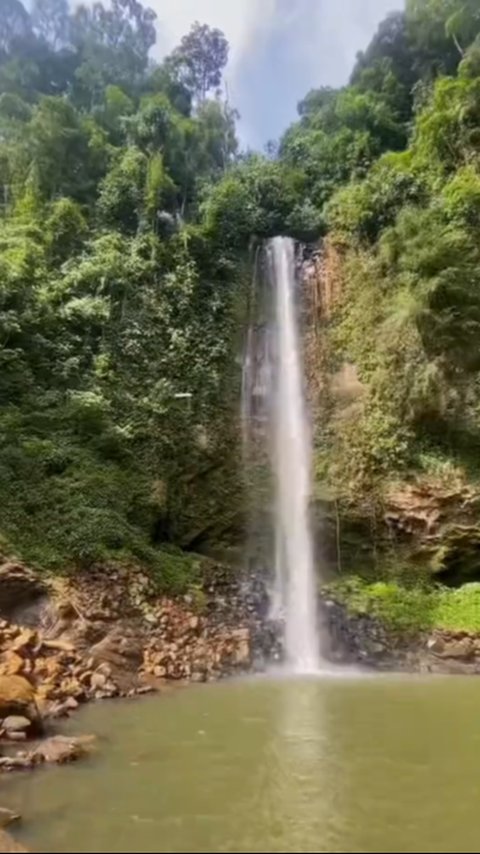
[1,0,480,583]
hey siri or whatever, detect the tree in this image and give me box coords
[31,0,70,50]
[405,0,479,78]
[170,22,228,104]
[97,147,147,232]
[71,0,157,103]
[0,0,32,58]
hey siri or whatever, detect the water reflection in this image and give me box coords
[272,678,331,852]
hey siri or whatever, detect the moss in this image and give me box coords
[327,576,480,633]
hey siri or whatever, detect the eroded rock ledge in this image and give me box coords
[323,598,480,674]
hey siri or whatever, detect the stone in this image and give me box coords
[427,636,445,654]
[2,717,31,735]
[0,677,40,729]
[41,639,75,654]
[35,656,62,680]
[95,662,112,678]
[234,640,250,665]
[443,637,474,660]
[90,672,107,691]
[0,655,24,678]
[31,735,92,765]
[46,695,79,718]
[10,630,36,655]
[0,757,32,771]
[59,677,85,701]
[90,631,143,672]
[153,666,166,678]
[428,635,473,659]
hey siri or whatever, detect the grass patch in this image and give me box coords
[327,576,480,633]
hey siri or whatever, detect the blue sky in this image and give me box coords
[66,0,404,147]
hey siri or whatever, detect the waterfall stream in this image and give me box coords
[242,237,320,672]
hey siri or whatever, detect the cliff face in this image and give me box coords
[302,242,480,588]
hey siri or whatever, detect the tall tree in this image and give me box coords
[0,0,32,58]
[31,0,70,49]
[170,22,228,104]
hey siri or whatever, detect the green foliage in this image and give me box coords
[3,0,480,600]
[45,198,88,263]
[0,1,245,585]
[170,22,229,104]
[97,147,147,232]
[326,152,427,242]
[329,576,480,633]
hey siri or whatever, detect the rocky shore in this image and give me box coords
[0,555,282,850]
[0,557,280,769]
[323,597,480,674]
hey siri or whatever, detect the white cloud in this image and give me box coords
[68,1,405,145]
[151,0,264,62]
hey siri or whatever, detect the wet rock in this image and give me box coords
[90,672,107,691]
[58,677,85,702]
[0,655,25,678]
[10,630,37,655]
[31,735,93,765]
[0,677,40,730]
[441,637,474,660]
[46,696,79,718]
[0,756,32,771]
[2,717,32,736]
[90,630,143,672]
[41,639,75,654]
[426,636,445,654]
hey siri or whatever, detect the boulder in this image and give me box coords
[46,696,79,718]
[0,677,40,731]
[428,635,474,660]
[2,717,32,736]
[31,735,93,765]
[90,630,143,672]
[0,757,32,771]
[0,655,25,678]
[10,630,37,655]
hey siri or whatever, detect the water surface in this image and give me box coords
[4,674,480,853]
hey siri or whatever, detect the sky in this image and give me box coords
[63,0,405,147]
[151,0,404,147]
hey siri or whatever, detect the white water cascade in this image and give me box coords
[242,237,320,673]
[270,237,319,672]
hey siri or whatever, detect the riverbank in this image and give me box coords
[323,578,480,674]
[0,555,281,768]
[1,556,480,779]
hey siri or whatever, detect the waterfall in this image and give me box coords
[242,237,320,673]
[270,237,319,672]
